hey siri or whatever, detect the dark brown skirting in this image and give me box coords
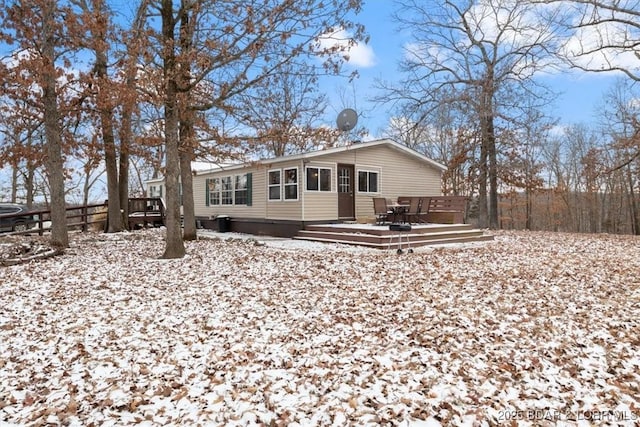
[196,217,338,238]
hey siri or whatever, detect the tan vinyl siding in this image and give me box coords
[157,140,444,224]
[263,160,303,220]
[194,166,266,218]
[302,192,338,220]
[301,161,337,220]
[316,144,442,220]
[361,145,442,196]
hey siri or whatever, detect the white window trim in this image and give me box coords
[305,166,332,192]
[208,177,221,206]
[220,176,234,205]
[234,173,248,205]
[283,167,299,201]
[268,169,282,202]
[357,169,381,194]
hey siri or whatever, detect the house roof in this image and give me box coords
[192,138,447,176]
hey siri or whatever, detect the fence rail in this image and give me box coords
[0,198,165,236]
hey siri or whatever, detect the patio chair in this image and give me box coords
[397,196,412,206]
[373,197,392,225]
[403,197,425,224]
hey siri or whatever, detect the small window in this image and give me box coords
[284,168,298,200]
[235,174,248,205]
[306,167,331,192]
[358,170,379,193]
[221,176,233,205]
[268,170,281,201]
[149,185,162,198]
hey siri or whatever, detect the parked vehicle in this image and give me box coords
[0,203,36,232]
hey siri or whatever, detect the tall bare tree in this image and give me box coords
[73,0,126,232]
[537,0,640,81]
[237,62,337,158]
[150,0,366,258]
[0,0,83,247]
[378,0,562,228]
[599,79,640,234]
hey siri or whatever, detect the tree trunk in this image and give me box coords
[42,1,68,248]
[486,113,499,229]
[477,99,491,229]
[11,162,18,203]
[99,86,124,232]
[627,165,640,235]
[525,187,532,230]
[478,138,488,229]
[83,168,90,207]
[118,71,134,225]
[91,0,123,233]
[25,162,34,209]
[178,5,197,241]
[161,0,185,259]
[118,126,130,229]
[179,151,196,240]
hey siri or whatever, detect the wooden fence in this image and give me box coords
[0,198,165,236]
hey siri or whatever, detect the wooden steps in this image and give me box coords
[294,223,493,249]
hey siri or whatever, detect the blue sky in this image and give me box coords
[324,1,620,139]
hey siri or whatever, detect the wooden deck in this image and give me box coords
[294,223,493,249]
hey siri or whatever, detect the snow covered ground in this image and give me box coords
[1,229,639,426]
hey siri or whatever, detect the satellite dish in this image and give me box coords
[336,108,358,132]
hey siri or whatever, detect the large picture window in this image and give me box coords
[268,170,281,201]
[284,168,298,200]
[206,174,252,206]
[306,167,331,192]
[358,170,379,193]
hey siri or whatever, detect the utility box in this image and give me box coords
[217,215,231,233]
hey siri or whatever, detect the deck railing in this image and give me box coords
[0,198,165,236]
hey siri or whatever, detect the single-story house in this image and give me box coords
[145,138,447,237]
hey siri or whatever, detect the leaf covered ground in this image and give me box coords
[0,229,639,426]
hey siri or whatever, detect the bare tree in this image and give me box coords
[72,0,127,232]
[383,101,479,197]
[377,0,562,228]
[538,0,640,180]
[149,0,366,258]
[238,62,337,158]
[599,78,640,234]
[0,0,85,247]
[539,0,640,81]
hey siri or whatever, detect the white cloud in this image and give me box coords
[562,19,639,73]
[317,28,376,68]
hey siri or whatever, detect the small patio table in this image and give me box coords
[388,203,409,223]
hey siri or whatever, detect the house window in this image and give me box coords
[208,178,221,205]
[358,170,379,193]
[284,168,298,200]
[207,174,252,206]
[235,174,248,205]
[306,167,331,192]
[149,185,162,198]
[268,170,281,201]
[221,176,233,205]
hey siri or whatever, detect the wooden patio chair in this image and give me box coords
[373,197,392,225]
[397,196,412,206]
[403,197,425,224]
